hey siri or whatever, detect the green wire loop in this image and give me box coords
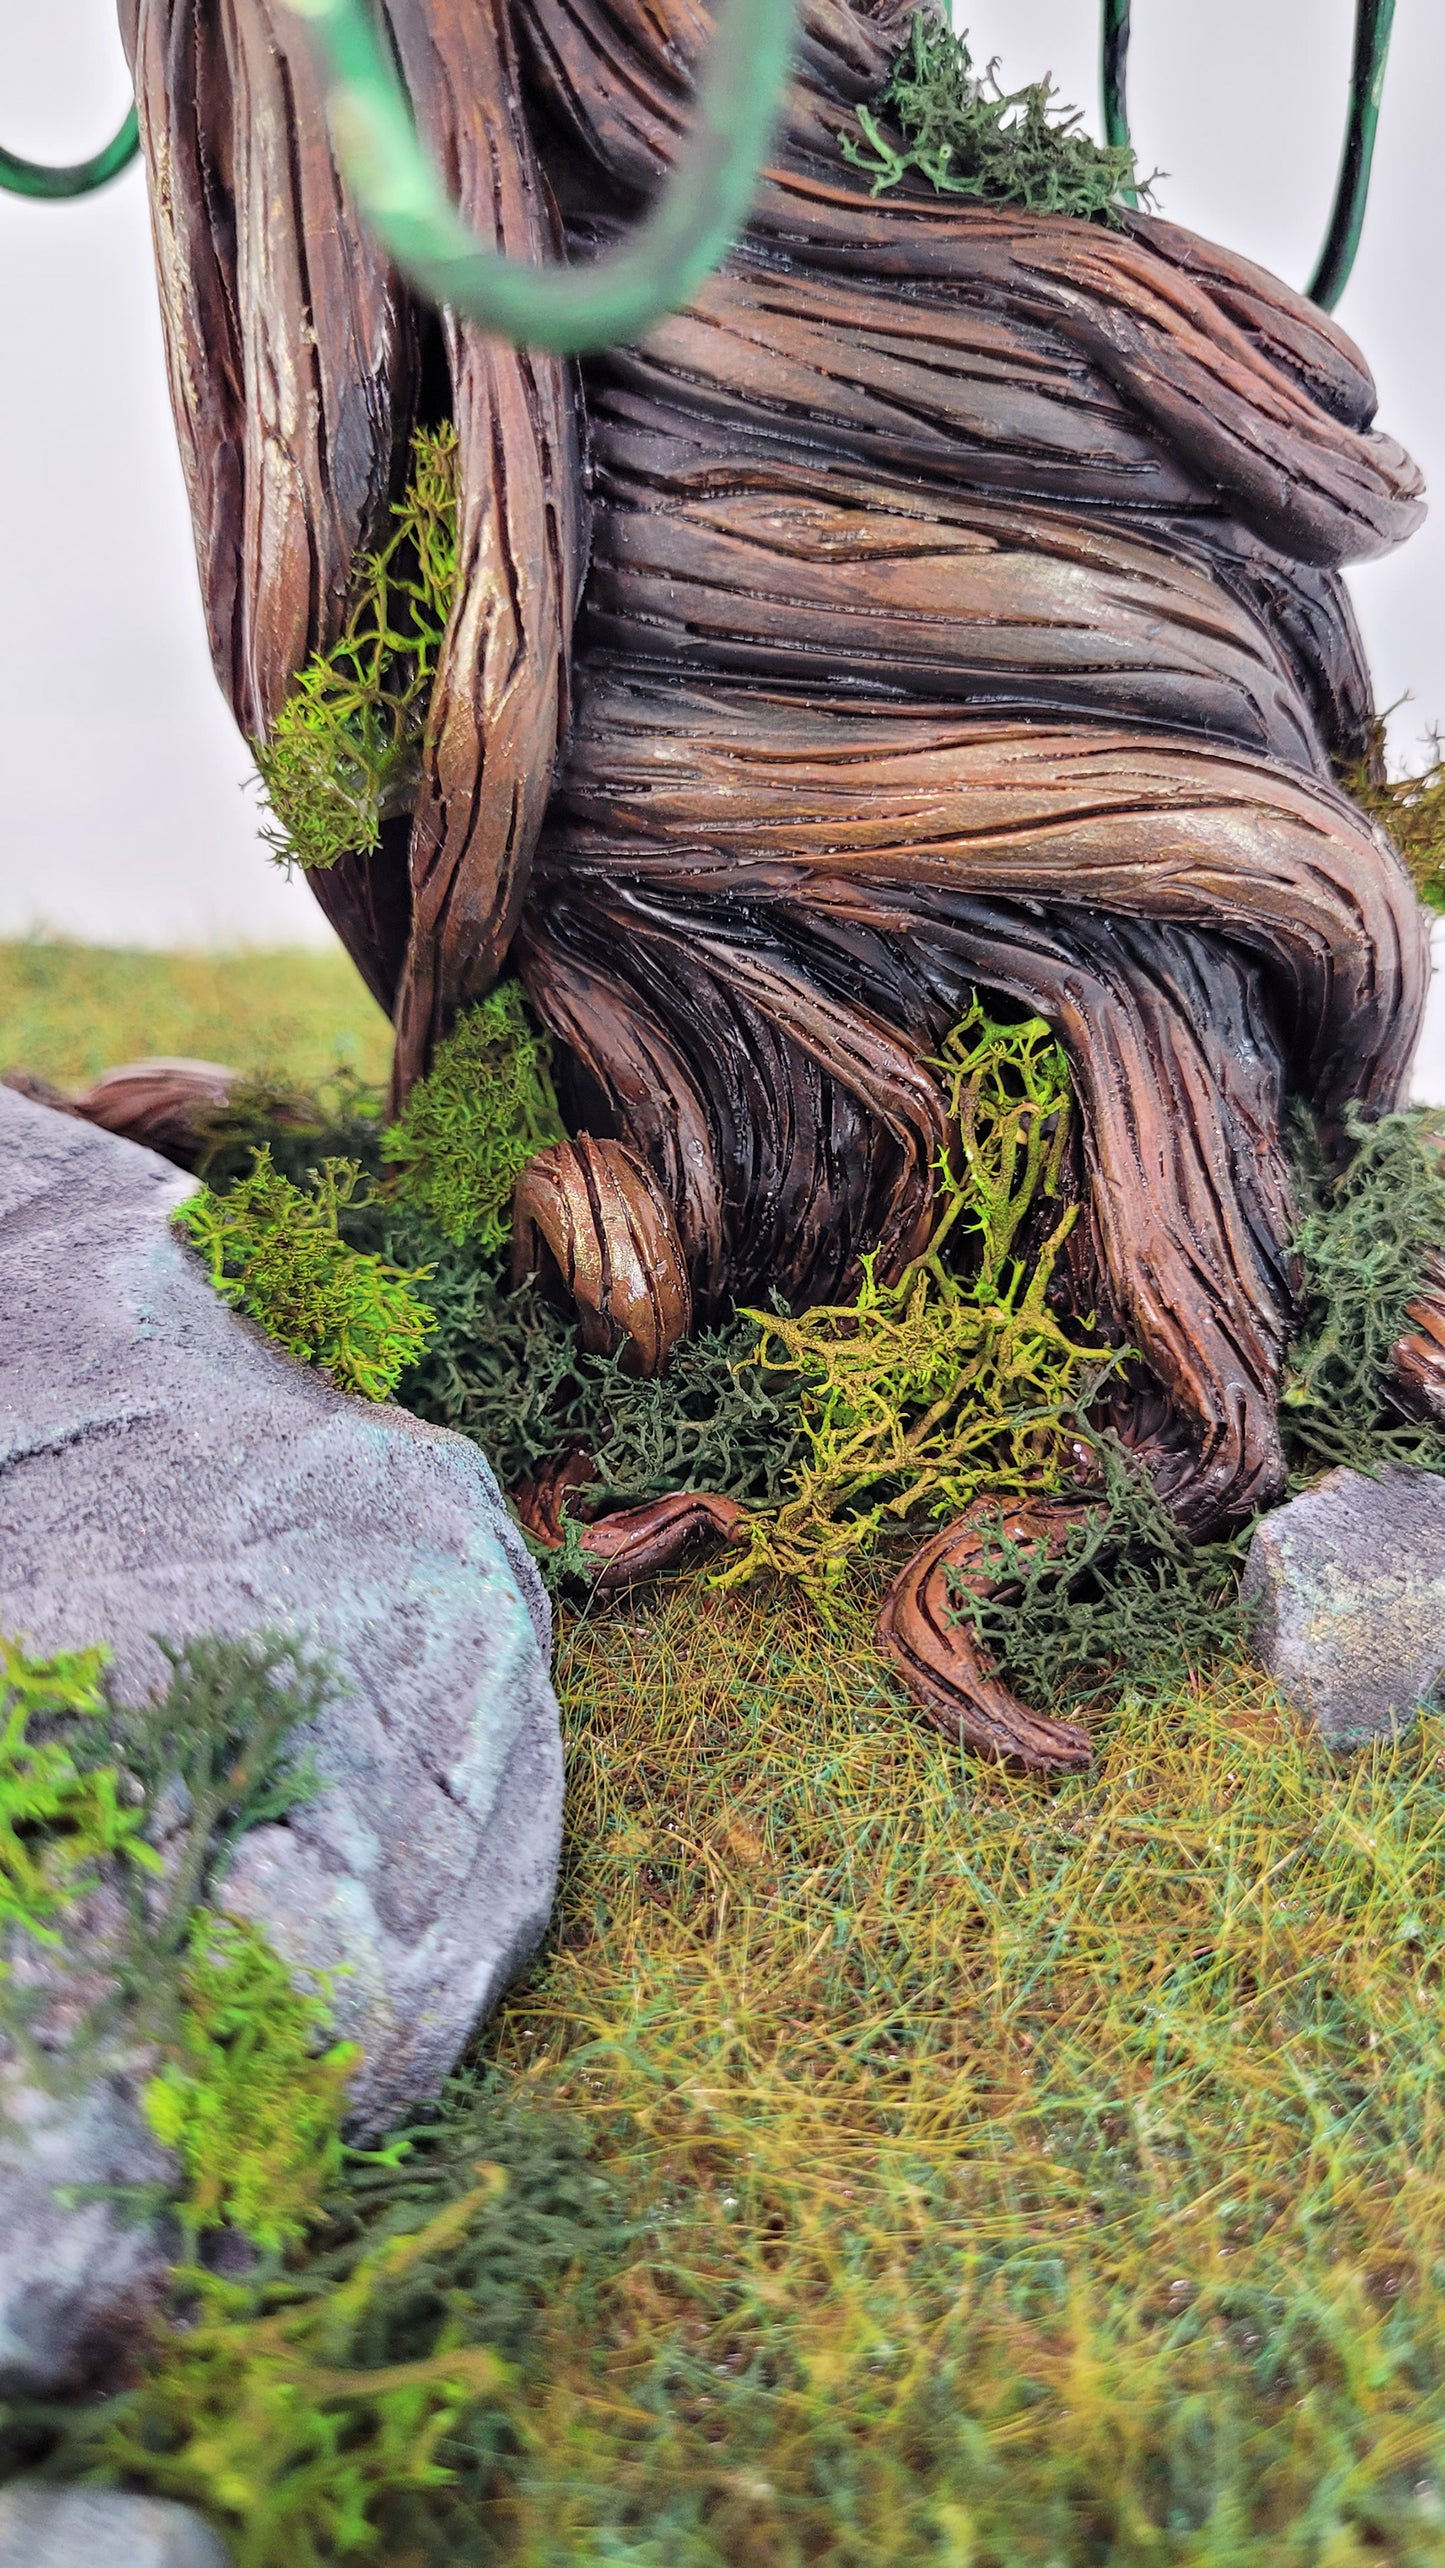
[282,0,799,356]
[1099,0,1395,312]
[0,103,139,201]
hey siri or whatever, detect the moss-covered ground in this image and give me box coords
[6,948,1445,2560]
[0,936,390,1094]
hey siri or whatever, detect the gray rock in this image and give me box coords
[1243,1463,1445,1740]
[0,2485,231,2567]
[0,1086,563,2387]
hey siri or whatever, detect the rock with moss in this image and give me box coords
[1244,1464,1445,1742]
[0,1085,562,2390]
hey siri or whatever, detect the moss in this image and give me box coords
[255,425,459,874]
[0,1636,161,1960]
[0,938,391,1096]
[381,984,564,1251]
[389,1241,805,1511]
[954,1434,1255,1719]
[84,2193,506,2565]
[720,1003,1113,1608]
[23,2083,626,2563]
[111,1631,336,1962]
[143,1913,358,2256]
[1341,721,1445,913]
[1283,1102,1445,1477]
[176,1148,436,1401]
[844,12,1148,217]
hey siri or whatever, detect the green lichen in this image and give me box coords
[389,1238,805,1509]
[720,1003,1114,1609]
[381,984,565,1251]
[0,1636,160,1960]
[1282,1103,1445,1477]
[255,424,459,874]
[1341,721,1445,914]
[143,1912,358,2255]
[176,1149,436,1400]
[953,1435,1255,1721]
[26,2081,624,2565]
[114,1631,335,1961]
[844,13,1148,218]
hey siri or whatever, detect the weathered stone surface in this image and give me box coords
[0,2485,231,2567]
[1243,1464,1445,1740]
[0,1085,563,2389]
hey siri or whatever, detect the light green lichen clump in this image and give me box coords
[255,424,459,874]
[143,1912,358,2255]
[382,983,565,1252]
[176,1150,436,1400]
[0,1634,161,1957]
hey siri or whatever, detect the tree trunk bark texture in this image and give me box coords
[122,0,1429,1539]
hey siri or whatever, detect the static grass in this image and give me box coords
[459,1579,1445,2563]
[0,937,390,1094]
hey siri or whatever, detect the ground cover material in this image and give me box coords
[0,939,389,1094]
[6,946,1445,2558]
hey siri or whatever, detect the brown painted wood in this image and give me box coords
[876,1502,1094,1772]
[125,0,1431,1539]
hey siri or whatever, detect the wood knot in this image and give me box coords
[511,1136,692,1376]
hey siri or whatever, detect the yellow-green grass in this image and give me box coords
[8,949,1444,2557]
[0,936,390,1094]
[463,1581,1445,2563]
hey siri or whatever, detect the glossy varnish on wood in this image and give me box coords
[123,0,1429,1603]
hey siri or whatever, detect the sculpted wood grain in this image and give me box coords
[124,1,1431,1675]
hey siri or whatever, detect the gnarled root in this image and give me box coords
[1393,1250,1445,1423]
[877,1502,1094,1773]
[570,1491,751,1588]
[512,1136,692,1375]
[515,1462,749,1588]
[5,1058,239,1166]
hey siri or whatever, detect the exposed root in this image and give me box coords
[877,1501,1094,1772]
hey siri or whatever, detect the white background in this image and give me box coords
[2,0,1443,1083]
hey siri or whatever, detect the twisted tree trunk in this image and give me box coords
[122,0,1428,1551]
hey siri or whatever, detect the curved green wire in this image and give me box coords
[0,103,139,201]
[1308,0,1396,310]
[283,0,799,355]
[1100,0,1136,205]
[1098,0,1395,310]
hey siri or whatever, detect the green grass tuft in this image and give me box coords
[176,1149,436,1401]
[255,426,459,874]
[381,984,565,1251]
[844,12,1148,217]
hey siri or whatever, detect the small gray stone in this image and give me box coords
[0,1087,563,2389]
[1243,1463,1445,1740]
[0,2485,231,2568]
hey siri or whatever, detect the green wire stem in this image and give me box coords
[1099,0,1395,312]
[1100,0,1136,206]
[0,103,139,200]
[282,0,799,355]
[1308,0,1396,311]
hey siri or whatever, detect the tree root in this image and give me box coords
[877,1501,1094,1773]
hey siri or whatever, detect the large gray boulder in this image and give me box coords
[0,1085,562,2390]
[0,2486,230,2568]
[1244,1463,1445,1741]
